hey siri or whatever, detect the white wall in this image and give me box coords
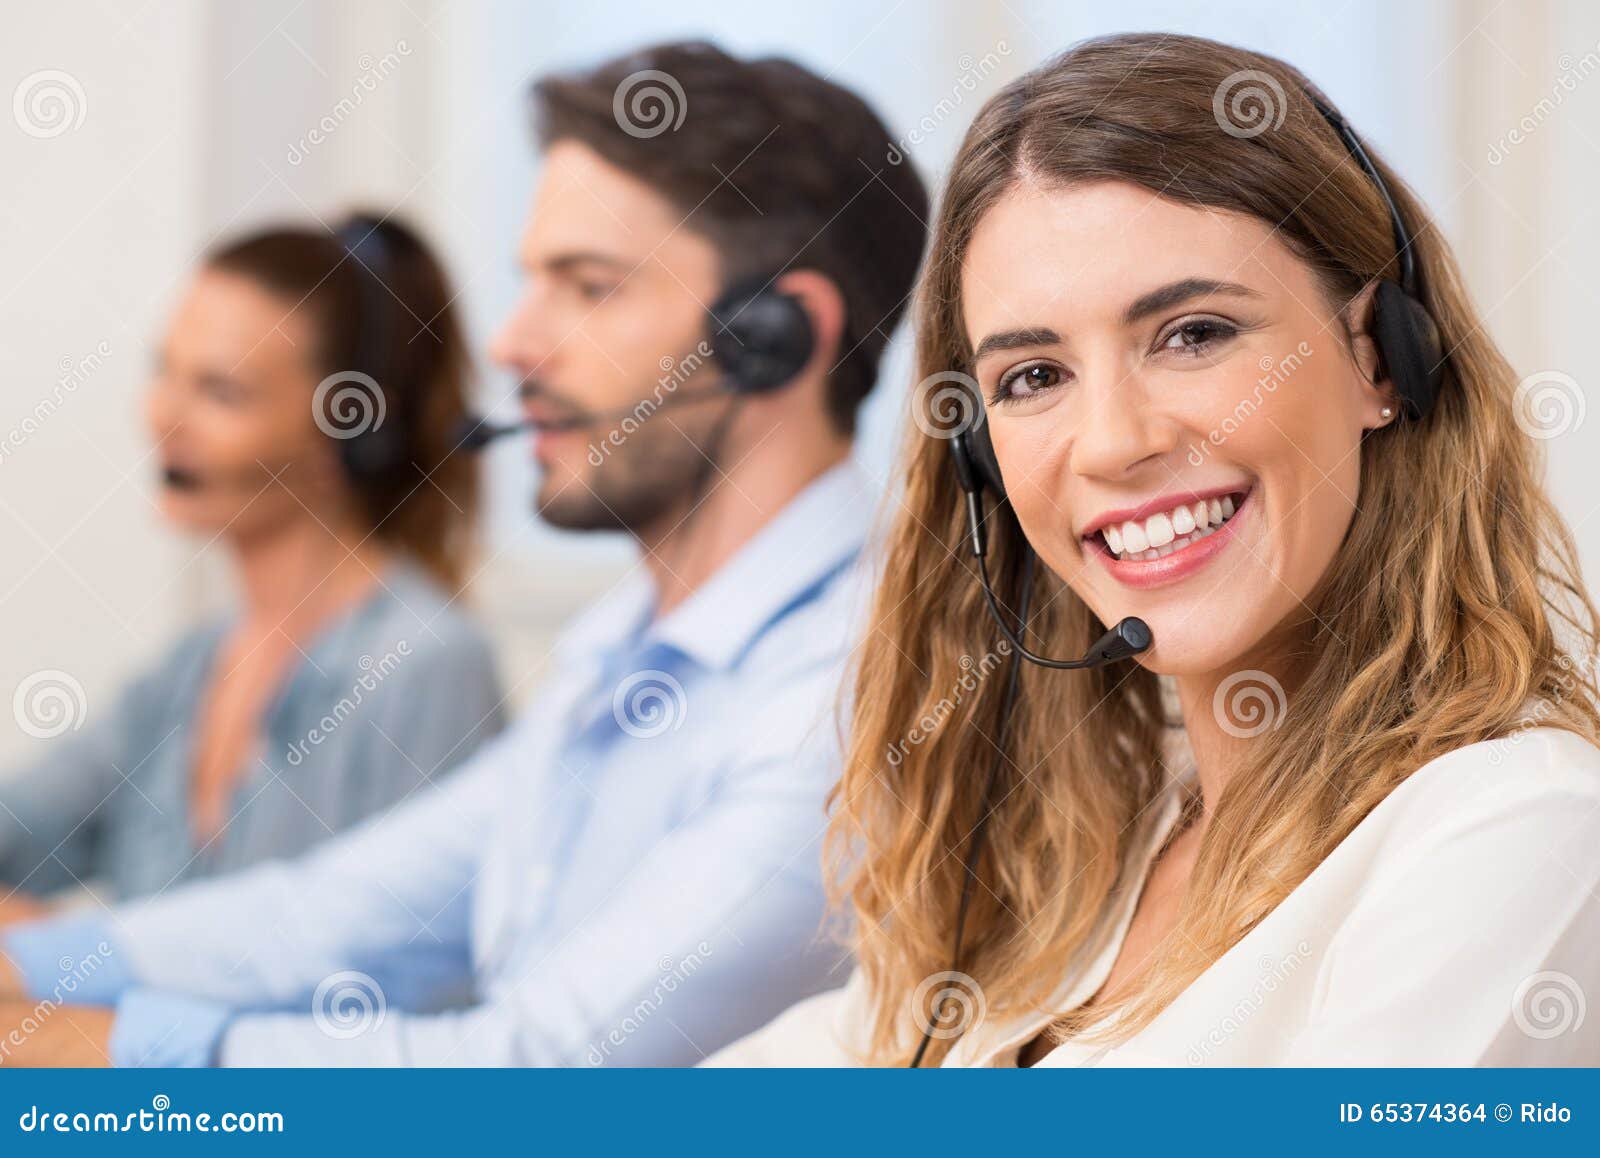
[0,2,208,764]
[2,1,1597,764]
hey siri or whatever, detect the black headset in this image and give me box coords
[332,220,414,485]
[913,96,1447,1068]
[457,270,817,452]
[1312,96,1447,421]
[705,273,816,395]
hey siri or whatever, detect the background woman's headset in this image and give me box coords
[332,220,412,484]
[916,95,1449,1067]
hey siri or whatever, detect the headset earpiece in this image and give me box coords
[1370,278,1444,420]
[706,275,815,395]
[1313,96,1447,421]
[335,221,411,484]
[955,417,1007,498]
[948,413,1011,560]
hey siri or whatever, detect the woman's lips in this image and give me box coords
[1088,489,1252,590]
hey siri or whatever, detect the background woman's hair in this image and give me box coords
[205,213,478,589]
[828,32,1600,1066]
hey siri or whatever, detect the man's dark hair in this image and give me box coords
[533,40,929,437]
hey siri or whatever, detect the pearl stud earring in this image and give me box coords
[1380,406,1394,421]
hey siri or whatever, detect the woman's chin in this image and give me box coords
[1123,618,1264,679]
[157,494,235,538]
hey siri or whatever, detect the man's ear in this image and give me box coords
[1343,280,1400,425]
[772,269,846,384]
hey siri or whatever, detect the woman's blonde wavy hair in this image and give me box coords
[826,32,1600,1066]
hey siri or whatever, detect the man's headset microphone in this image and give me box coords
[909,94,1447,1066]
[161,242,823,507]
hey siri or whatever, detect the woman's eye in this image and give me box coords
[201,379,247,405]
[1158,318,1236,355]
[993,362,1062,403]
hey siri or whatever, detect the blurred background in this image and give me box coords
[1,0,1597,762]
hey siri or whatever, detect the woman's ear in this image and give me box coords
[1343,281,1400,429]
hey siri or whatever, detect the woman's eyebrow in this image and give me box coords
[1122,277,1263,324]
[970,279,1262,362]
[971,326,1061,362]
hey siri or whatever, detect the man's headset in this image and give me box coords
[912,96,1448,1067]
[457,273,815,449]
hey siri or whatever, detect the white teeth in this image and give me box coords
[1098,492,1246,561]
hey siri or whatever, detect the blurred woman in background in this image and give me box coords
[0,213,504,910]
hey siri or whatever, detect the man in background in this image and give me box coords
[0,40,927,1066]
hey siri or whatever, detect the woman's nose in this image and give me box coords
[144,375,181,436]
[1066,372,1179,480]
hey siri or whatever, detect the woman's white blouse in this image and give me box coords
[707,727,1600,1067]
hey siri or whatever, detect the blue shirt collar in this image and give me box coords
[555,460,876,673]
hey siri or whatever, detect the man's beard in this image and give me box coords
[535,408,724,534]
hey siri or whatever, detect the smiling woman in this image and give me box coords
[707,32,1600,1068]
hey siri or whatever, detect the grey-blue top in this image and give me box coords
[0,562,505,902]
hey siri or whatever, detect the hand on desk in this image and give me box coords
[0,999,112,1066]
